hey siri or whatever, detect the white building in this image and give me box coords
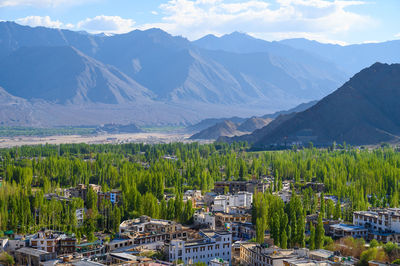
[194,211,216,230]
[212,192,253,213]
[76,208,85,226]
[29,231,59,253]
[353,208,400,233]
[167,230,232,265]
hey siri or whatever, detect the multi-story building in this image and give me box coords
[98,189,122,206]
[76,208,85,226]
[167,230,232,265]
[230,222,257,241]
[14,247,56,266]
[67,184,102,201]
[29,231,77,255]
[193,211,216,230]
[212,192,253,213]
[214,180,269,194]
[119,216,189,244]
[353,208,400,242]
[329,224,369,239]
[353,208,400,233]
[29,231,60,253]
[214,212,252,228]
[239,243,309,266]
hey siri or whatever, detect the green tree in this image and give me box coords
[334,200,341,220]
[309,223,316,250]
[256,218,264,244]
[315,213,325,249]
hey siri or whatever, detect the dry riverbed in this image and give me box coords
[0,132,211,148]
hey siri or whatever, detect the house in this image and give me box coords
[329,224,368,239]
[14,247,56,266]
[193,211,215,229]
[213,180,269,194]
[167,230,232,265]
[212,192,253,213]
[239,243,309,266]
[353,208,400,242]
[119,216,189,245]
[214,212,252,228]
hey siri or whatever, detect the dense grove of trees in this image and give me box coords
[0,143,399,247]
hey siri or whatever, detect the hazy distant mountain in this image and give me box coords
[0,46,153,104]
[227,63,400,147]
[262,100,318,119]
[0,22,399,127]
[0,22,346,116]
[280,38,400,75]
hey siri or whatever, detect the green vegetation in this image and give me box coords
[139,126,185,133]
[0,126,96,137]
[0,142,399,247]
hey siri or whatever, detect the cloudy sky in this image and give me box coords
[0,0,399,45]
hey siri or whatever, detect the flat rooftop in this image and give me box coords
[15,247,50,256]
[330,224,367,231]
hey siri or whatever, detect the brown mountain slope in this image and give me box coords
[190,120,243,140]
[229,63,400,147]
[237,117,272,132]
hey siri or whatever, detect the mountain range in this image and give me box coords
[0,22,400,127]
[222,63,400,147]
[190,117,272,140]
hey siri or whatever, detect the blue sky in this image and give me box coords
[0,0,399,45]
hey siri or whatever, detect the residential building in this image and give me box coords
[119,216,188,244]
[283,258,333,266]
[167,230,232,265]
[353,208,400,242]
[239,243,309,266]
[230,222,257,241]
[30,231,60,253]
[212,192,253,213]
[329,224,368,239]
[14,247,56,266]
[193,211,216,229]
[214,212,252,228]
[75,240,105,259]
[98,189,122,206]
[58,236,77,255]
[76,208,85,226]
[214,180,269,194]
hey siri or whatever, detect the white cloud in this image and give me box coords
[15,15,63,28]
[76,15,135,34]
[138,0,374,43]
[395,33,400,38]
[0,0,95,8]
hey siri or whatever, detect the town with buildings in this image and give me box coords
[1,174,399,266]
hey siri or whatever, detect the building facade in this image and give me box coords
[167,230,232,265]
[212,192,253,213]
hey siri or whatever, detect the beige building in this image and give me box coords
[240,243,309,266]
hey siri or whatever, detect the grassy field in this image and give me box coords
[0,126,97,137]
[139,126,186,133]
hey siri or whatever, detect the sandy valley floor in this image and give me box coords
[0,132,205,148]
